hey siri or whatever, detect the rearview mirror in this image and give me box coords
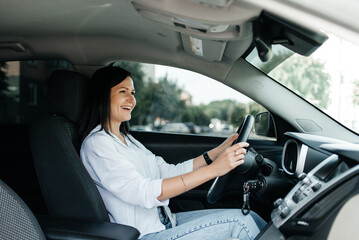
[254,112,276,137]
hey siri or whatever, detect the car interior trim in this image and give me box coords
[281,139,308,176]
[295,144,308,177]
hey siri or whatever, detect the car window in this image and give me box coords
[0,60,73,124]
[246,34,359,135]
[116,62,274,140]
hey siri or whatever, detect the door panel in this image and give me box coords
[131,130,283,214]
[131,131,223,164]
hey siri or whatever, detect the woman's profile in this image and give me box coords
[79,66,265,240]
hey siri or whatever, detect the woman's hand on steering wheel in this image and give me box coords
[210,142,249,177]
[207,114,255,204]
[208,133,238,161]
[217,133,239,151]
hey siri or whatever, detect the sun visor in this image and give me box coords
[253,12,328,62]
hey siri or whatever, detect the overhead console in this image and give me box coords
[131,0,259,40]
[131,0,258,61]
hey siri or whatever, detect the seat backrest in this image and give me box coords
[30,70,109,221]
[0,179,46,240]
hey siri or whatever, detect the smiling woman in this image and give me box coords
[79,66,265,239]
[109,77,136,141]
[79,66,133,143]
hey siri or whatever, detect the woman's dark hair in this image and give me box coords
[79,66,132,142]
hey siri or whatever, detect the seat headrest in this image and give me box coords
[48,70,89,123]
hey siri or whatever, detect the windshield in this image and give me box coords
[246,34,359,135]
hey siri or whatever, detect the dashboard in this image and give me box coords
[281,132,348,177]
[260,131,359,239]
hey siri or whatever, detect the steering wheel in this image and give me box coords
[207,114,255,204]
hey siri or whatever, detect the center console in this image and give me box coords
[256,145,359,240]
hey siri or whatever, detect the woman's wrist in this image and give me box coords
[203,152,213,165]
[205,161,221,178]
[207,147,220,162]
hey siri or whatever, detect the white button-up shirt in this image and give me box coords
[80,126,193,238]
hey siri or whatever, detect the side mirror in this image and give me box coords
[254,112,276,137]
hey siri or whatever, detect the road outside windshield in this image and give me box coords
[247,34,359,135]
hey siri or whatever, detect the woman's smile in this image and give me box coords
[110,76,136,125]
[121,105,134,111]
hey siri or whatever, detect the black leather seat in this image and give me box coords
[30,70,109,221]
[0,179,46,240]
[29,70,139,239]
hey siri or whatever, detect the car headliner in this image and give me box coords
[1,0,358,73]
[0,1,252,66]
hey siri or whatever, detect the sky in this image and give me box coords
[154,65,252,105]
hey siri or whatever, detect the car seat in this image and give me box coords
[29,70,139,239]
[0,178,46,240]
[29,69,111,221]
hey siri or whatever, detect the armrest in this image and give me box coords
[36,215,140,240]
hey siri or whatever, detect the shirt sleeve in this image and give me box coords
[155,156,193,179]
[83,134,168,209]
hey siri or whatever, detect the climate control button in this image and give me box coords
[280,206,291,219]
[312,182,322,191]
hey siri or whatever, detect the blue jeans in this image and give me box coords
[140,209,266,240]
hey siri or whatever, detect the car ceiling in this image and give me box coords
[0,0,357,77]
[0,0,256,69]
